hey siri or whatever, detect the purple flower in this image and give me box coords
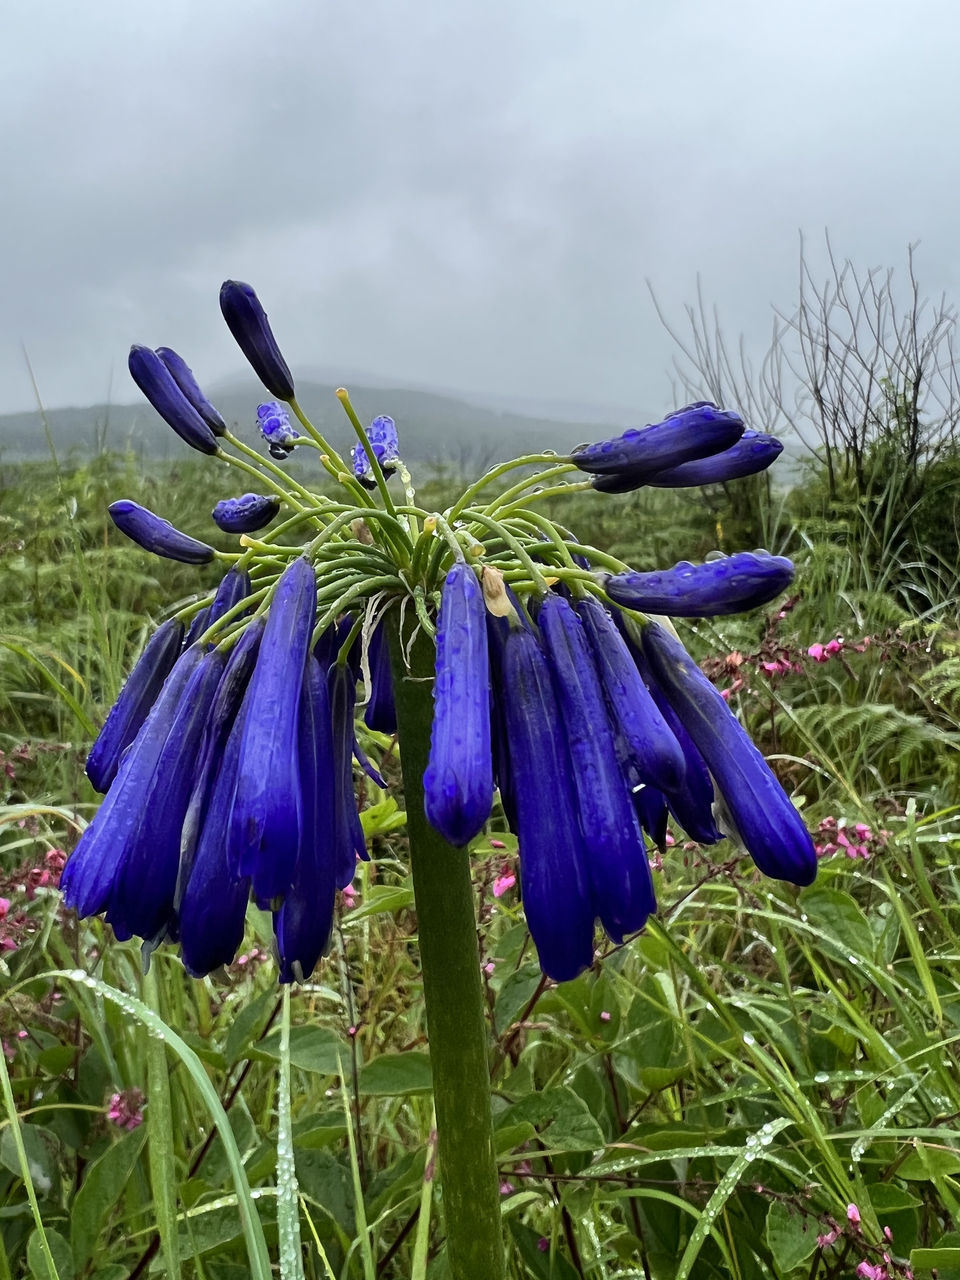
[603,551,795,618]
[128,345,219,456]
[424,564,494,847]
[212,493,281,534]
[640,621,817,885]
[108,499,215,565]
[155,347,227,436]
[571,403,744,481]
[256,401,301,458]
[219,280,295,400]
[352,415,400,489]
[363,623,397,734]
[598,429,783,492]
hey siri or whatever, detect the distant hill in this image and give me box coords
[0,378,613,471]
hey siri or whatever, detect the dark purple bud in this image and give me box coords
[230,558,316,906]
[207,568,252,631]
[62,645,206,919]
[494,622,595,981]
[275,654,338,983]
[641,621,817,885]
[574,596,686,794]
[352,415,400,489]
[107,647,227,944]
[424,564,494,847]
[644,430,783,488]
[329,659,369,888]
[257,402,300,452]
[571,403,744,480]
[109,499,216,565]
[128,345,219,456]
[155,347,227,436]
[363,623,397,734]
[633,784,670,850]
[212,494,281,535]
[538,595,656,943]
[86,617,185,793]
[219,281,295,400]
[603,551,795,618]
[183,607,211,649]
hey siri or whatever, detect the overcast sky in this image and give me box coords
[2,0,959,419]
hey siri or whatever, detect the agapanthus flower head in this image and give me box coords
[603,550,794,618]
[256,402,301,458]
[128,345,219,456]
[212,493,281,534]
[219,280,295,400]
[108,499,216,565]
[571,402,744,481]
[352,415,400,489]
[156,347,227,436]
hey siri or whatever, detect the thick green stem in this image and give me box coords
[387,616,506,1280]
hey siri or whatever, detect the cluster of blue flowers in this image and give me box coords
[62,279,816,985]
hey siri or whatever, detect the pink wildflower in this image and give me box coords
[847,1203,861,1226]
[807,643,828,662]
[825,638,844,655]
[600,1010,611,1022]
[107,1088,145,1131]
[537,1237,549,1252]
[0,898,9,919]
[499,1180,515,1195]
[855,1263,886,1280]
[817,1228,840,1248]
[492,873,516,898]
[483,961,495,975]
[489,839,507,850]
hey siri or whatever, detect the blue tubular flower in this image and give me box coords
[62,645,206,919]
[86,616,185,793]
[212,493,281,534]
[496,623,595,981]
[353,415,400,490]
[183,607,211,649]
[644,431,783,488]
[538,595,656,943]
[155,347,227,436]
[175,618,265,913]
[424,564,494,847]
[179,700,253,977]
[574,596,687,794]
[109,499,216,565]
[230,558,317,906]
[363,623,397,734]
[207,567,252,632]
[329,658,369,888]
[602,551,795,618]
[633,784,669,850]
[640,620,817,885]
[570,403,744,480]
[219,280,296,400]
[107,647,227,943]
[128,345,220,456]
[276,655,338,983]
[256,402,301,458]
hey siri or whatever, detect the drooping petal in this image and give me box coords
[219,281,296,400]
[494,622,595,981]
[538,595,656,943]
[603,551,795,618]
[424,564,494,847]
[328,659,369,888]
[363,622,397,734]
[570,403,743,480]
[206,567,253,633]
[155,347,227,436]
[275,654,338,983]
[108,499,216,565]
[86,616,185,793]
[212,493,281,534]
[230,558,316,904]
[128,345,220,456]
[640,621,817,885]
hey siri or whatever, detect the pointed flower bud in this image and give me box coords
[257,402,300,457]
[329,658,369,888]
[495,624,595,981]
[352,415,400,489]
[86,617,185,793]
[230,557,317,905]
[155,347,227,435]
[571,402,744,480]
[603,551,794,617]
[219,280,295,400]
[640,620,817,885]
[206,567,252,632]
[108,499,216,565]
[538,595,656,943]
[424,564,494,847]
[363,622,397,734]
[644,430,783,488]
[128,345,219,455]
[212,493,281,534]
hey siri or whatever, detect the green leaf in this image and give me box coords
[358,1052,434,1096]
[494,964,543,1032]
[897,1144,960,1180]
[27,1228,72,1280]
[866,1183,922,1212]
[255,1026,344,1076]
[910,1246,960,1279]
[359,795,407,837]
[764,1201,818,1272]
[71,1126,146,1266]
[344,883,415,922]
[0,1124,61,1204]
[223,986,278,1066]
[797,886,875,959]
[495,1088,604,1154]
